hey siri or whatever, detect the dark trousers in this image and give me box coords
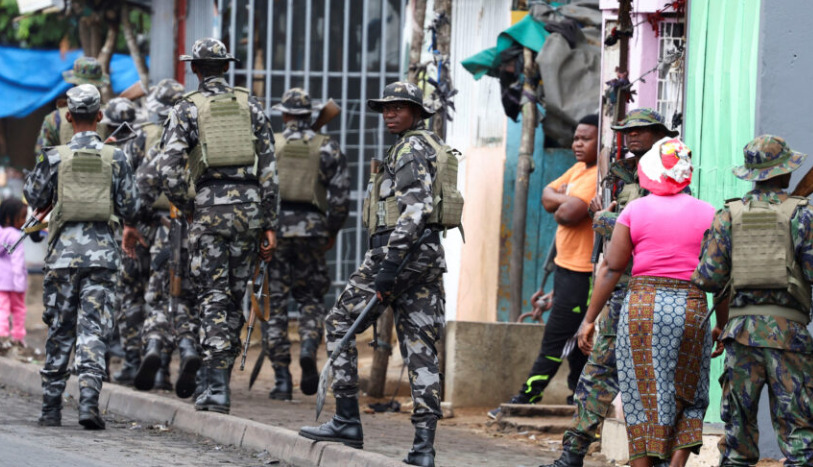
[524,265,592,399]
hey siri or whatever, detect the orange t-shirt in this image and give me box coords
[546,162,598,273]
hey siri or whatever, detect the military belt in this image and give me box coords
[195,176,259,190]
[728,303,810,325]
[280,201,323,214]
[369,229,440,249]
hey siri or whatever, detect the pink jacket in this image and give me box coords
[0,226,27,292]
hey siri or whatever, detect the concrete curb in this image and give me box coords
[0,357,404,467]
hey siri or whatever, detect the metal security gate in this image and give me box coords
[216,0,407,303]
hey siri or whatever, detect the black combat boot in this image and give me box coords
[269,364,293,400]
[78,386,105,430]
[192,365,208,401]
[403,419,437,466]
[299,339,319,396]
[298,397,364,449]
[539,450,585,467]
[176,338,202,399]
[113,348,141,386]
[38,392,62,427]
[153,352,173,391]
[195,365,231,414]
[134,339,162,391]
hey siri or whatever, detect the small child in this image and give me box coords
[0,198,30,348]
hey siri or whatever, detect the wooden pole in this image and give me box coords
[614,0,632,125]
[407,0,427,84]
[431,0,452,139]
[508,47,538,322]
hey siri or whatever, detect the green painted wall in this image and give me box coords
[684,0,761,424]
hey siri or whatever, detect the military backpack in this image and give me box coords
[183,87,257,182]
[728,196,811,323]
[49,145,116,244]
[274,132,329,212]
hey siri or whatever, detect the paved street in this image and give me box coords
[0,384,287,467]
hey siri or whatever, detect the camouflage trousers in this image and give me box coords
[562,285,624,456]
[41,268,116,400]
[262,236,331,366]
[327,242,445,429]
[117,242,150,354]
[142,220,199,353]
[189,205,261,369]
[718,341,813,466]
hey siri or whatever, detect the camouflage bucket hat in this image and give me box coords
[611,108,679,137]
[66,84,101,114]
[62,56,110,87]
[146,78,186,118]
[732,135,806,181]
[367,81,434,119]
[179,38,238,62]
[272,87,315,115]
[102,97,136,125]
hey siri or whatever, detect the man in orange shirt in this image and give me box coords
[489,114,598,418]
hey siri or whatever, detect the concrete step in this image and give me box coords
[500,403,576,418]
[495,414,574,434]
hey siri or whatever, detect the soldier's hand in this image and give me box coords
[324,235,337,252]
[711,326,725,358]
[260,229,276,261]
[375,260,398,302]
[577,321,596,355]
[589,196,603,218]
[122,225,147,259]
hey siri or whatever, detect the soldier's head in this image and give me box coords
[146,78,185,121]
[65,84,102,130]
[180,38,238,79]
[273,88,313,123]
[573,114,599,167]
[367,81,434,134]
[612,108,678,157]
[733,135,806,189]
[103,98,136,125]
[63,56,110,89]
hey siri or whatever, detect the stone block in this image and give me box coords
[444,321,571,407]
[173,408,246,446]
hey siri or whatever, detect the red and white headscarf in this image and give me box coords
[637,137,693,196]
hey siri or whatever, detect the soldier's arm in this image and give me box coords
[320,138,350,235]
[34,112,60,159]
[112,148,139,225]
[383,135,434,265]
[157,104,196,216]
[23,150,58,211]
[134,146,162,219]
[691,208,732,293]
[250,98,279,232]
[593,210,619,237]
[791,205,813,282]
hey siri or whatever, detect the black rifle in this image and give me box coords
[2,208,50,255]
[167,204,185,336]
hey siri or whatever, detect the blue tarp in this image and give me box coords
[0,46,143,118]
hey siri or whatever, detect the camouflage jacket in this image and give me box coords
[691,187,813,352]
[24,131,138,270]
[377,121,444,267]
[592,157,647,237]
[156,75,279,231]
[34,108,62,158]
[277,119,350,237]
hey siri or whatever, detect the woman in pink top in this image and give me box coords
[0,198,30,349]
[578,139,716,467]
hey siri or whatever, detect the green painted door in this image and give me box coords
[684,0,761,424]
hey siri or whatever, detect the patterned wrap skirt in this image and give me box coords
[616,275,712,461]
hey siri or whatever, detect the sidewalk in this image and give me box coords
[0,338,612,467]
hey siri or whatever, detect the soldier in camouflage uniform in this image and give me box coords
[34,57,110,157]
[99,97,153,386]
[260,87,350,400]
[150,38,278,414]
[25,84,138,430]
[299,82,451,467]
[692,135,813,466]
[125,78,203,398]
[545,109,676,467]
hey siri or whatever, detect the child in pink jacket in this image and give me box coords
[0,198,29,347]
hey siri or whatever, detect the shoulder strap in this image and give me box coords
[404,129,443,154]
[100,145,116,163]
[183,90,206,108]
[54,145,73,161]
[274,132,287,154]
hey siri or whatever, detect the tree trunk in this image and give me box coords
[407,0,427,84]
[96,19,119,103]
[121,5,150,92]
[508,47,538,322]
[431,0,452,139]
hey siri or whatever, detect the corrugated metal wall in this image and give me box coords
[684,0,761,424]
